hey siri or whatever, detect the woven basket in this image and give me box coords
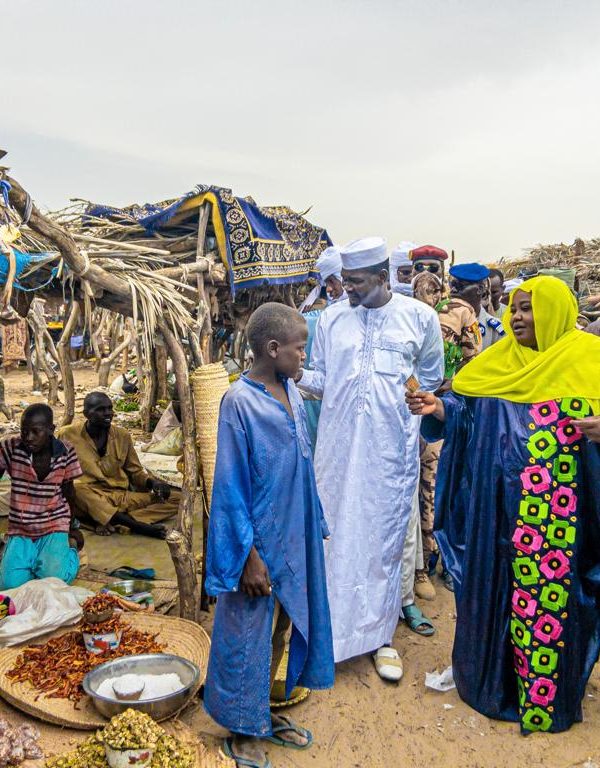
[0,613,210,730]
[190,363,230,505]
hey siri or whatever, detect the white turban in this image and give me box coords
[503,277,524,293]
[340,237,387,271]
[390,240,417,294]
[390,241,416,268]
[316,245,342,282]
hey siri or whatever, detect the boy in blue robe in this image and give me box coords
[204,303,334,768]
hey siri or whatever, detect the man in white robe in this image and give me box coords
[389,241,417,296]
[297,237,444,675]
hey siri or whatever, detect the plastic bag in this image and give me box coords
[143,426,183,456]
[0,577,93,647]
[425,665,456,692]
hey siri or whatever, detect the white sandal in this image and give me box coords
[373,647,404,682]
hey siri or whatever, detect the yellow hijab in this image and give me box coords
[453,275,600,411]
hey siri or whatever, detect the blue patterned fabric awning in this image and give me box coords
[86,185,332,294]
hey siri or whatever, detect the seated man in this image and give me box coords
[58,392,177,538]
[0,404,84,590]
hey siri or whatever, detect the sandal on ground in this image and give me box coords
[264,715,313,750]
[223,738,272,768]
[403,603,436,636]
[372,646,404,682]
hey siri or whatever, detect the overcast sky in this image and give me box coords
[3,0,600,263]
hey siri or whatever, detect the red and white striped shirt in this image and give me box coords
[0,437,82,538]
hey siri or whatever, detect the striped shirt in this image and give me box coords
[0,437,82,538]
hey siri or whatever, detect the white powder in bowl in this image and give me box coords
[96,673,185,701]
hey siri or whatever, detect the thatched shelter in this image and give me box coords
[499,237,600,316]
[0,164,332,619]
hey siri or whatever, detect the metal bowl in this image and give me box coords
[101,580,154,603]
[82,654,200,721]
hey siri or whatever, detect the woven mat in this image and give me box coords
[0,613,210,730]
[75,567,179,614]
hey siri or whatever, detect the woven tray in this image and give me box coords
[0,613,210,730]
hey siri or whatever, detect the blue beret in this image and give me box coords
[449,262,490,282]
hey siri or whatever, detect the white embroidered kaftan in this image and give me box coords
[299,294,443,661]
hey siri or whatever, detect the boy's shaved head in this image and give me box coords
[247,303,305,358]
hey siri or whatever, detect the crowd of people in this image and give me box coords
[204,238,600,768]
[0,237,598,768]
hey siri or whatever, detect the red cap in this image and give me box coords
[410,245,448,262]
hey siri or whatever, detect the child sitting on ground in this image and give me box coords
[0,404,84,590]
[203,303,334,768]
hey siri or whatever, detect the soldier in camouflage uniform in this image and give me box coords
[411,254,484,600]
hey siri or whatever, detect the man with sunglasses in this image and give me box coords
[410,245,448,284]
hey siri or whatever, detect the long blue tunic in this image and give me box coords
[424,394,600,734]
[203,375,334,737]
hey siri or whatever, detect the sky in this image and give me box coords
[3,0,600,263]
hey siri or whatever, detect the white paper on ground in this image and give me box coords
[425,665,456,691]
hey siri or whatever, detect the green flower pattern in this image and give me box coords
[509,399,586,733]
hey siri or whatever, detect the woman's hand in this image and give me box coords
[571,415,600,443]
[240,546,271,597]
[405,390,445,421]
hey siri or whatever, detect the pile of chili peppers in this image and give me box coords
[81,593,120,617]
[6,618,165,702]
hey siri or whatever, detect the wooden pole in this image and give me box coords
[195,203,213,364]
[27,299,59,405]
[155,336,169,402]
[91,310,109,370]
[98,332,133,388]
[57,302,81,426]
[0,377,13,421]
[139,347,157,434]
[159,319,201,622]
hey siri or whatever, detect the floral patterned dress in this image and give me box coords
[423,393,600,734]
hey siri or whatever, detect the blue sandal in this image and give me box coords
[223,738,272,768]
[264,715,313,750]
[403,603,436,636]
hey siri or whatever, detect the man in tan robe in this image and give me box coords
[58,392,178,538]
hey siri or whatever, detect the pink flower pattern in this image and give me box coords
[514,647,529,678]
[512,588,537,619]
[539,550,571,581]
[520,465,552,494]
[529,401,560,427]
[512,525,543,554]
[550,486,577,517]
[533,614,563,643]
[556,417,583,446]
[530,678,557,707]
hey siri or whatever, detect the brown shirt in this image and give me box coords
[57,421,149,492]
[437,297,482,378]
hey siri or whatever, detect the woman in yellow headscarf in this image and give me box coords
[406,276,600,736]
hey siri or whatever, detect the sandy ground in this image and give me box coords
[0,365,599,767]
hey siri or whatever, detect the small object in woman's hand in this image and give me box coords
[405,375,420,393]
